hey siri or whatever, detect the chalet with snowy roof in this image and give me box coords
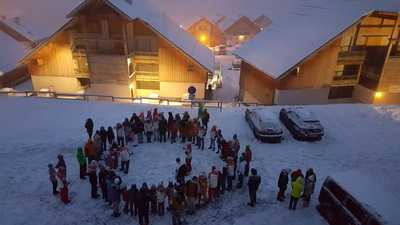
[224,16,260,46]
[187,17,225,47]
[20,0,214,99]
[236,6,400,105]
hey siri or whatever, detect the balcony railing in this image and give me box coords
[337,46,367,64]
[331,73,359,86]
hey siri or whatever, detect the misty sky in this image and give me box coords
[0,0,399,38]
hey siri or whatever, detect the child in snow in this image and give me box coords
[237,155,246,189]
[289,173,304,210]
[76,147,87,179]
[208,125,217,151]
[150,184,158,215]
[303,168,316,207]
[153,114,160,142]
[48,164,58,195]
[156,182,166,216]
[116,123,125,146]
[55,154,66,177]
[120,145,130,174]
[56,167,70,204]
[98,165,109,201]
[184,144,192,173]
[107,126,115,146]
[244,145,252,177]
[111,177,122,217]
[197,172,208,206]
[226,156,235,191]
[144,119,153,143]
[170,118,178,144]
[185,176,198,215]
[197,126,206,150]
[247,169,261,207]
[277,169,289,201]
[88,160,99,199]
[85,118,94,139]
[122,185,129,214]
[208,166,219,201]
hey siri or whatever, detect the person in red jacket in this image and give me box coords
[244,145,252,177]
[122,185,129,214]
[56,167,70,204]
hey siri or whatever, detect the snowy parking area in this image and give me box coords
[1,97,400,225]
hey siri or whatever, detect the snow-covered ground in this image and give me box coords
[1,96,400,225]
[213,55,240,101]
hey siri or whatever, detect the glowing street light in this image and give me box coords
[375,92,383,99]
[200,35,207,42]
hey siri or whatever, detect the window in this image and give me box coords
[342,64,360,76]
[328,86,354,99]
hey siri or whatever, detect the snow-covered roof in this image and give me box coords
[235,1,400,80]
[0,17,36,42]
[0,31,29,75]
[0,0,83,42]
[332,171,400,225]
[101,0,214,72]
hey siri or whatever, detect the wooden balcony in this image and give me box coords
[337,46,367,64]
[331,74,359,86]
[71,32,125,54]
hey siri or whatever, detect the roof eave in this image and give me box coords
[276,11,377,80]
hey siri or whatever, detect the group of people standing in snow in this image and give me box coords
[276,168,317,210]
[47,106,316,225]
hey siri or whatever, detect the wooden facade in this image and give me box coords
[24,0,209,98]
[239,61,276,104]
[239,12,400,105]
[187,18,225,47]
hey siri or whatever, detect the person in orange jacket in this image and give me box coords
[244,145,252,177]
[84,139,96,163]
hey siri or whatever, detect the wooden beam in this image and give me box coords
[378,13,400,91]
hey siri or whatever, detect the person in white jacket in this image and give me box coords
[153,116,160,142]
[156,183,166,216]
[120,146,130,174]
[144,119,153,143]
[208,166,219,201]
[115,123,125,146]
[236,155,246,188]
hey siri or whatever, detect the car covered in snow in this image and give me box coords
[245,108,283,143]
[279,107,324,141]
[318,172,396,225]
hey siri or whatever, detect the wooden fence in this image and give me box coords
[0,90,267,111]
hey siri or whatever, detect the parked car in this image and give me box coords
[245,108,283,143]
[279,107,324,141]
[318,174,388,225]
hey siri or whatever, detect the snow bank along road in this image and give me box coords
[0,96,399,225]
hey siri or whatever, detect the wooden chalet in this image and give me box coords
[224,16,260,46]
[20,0,214,99]
[236,9,400,105]
[187,17,225,47]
